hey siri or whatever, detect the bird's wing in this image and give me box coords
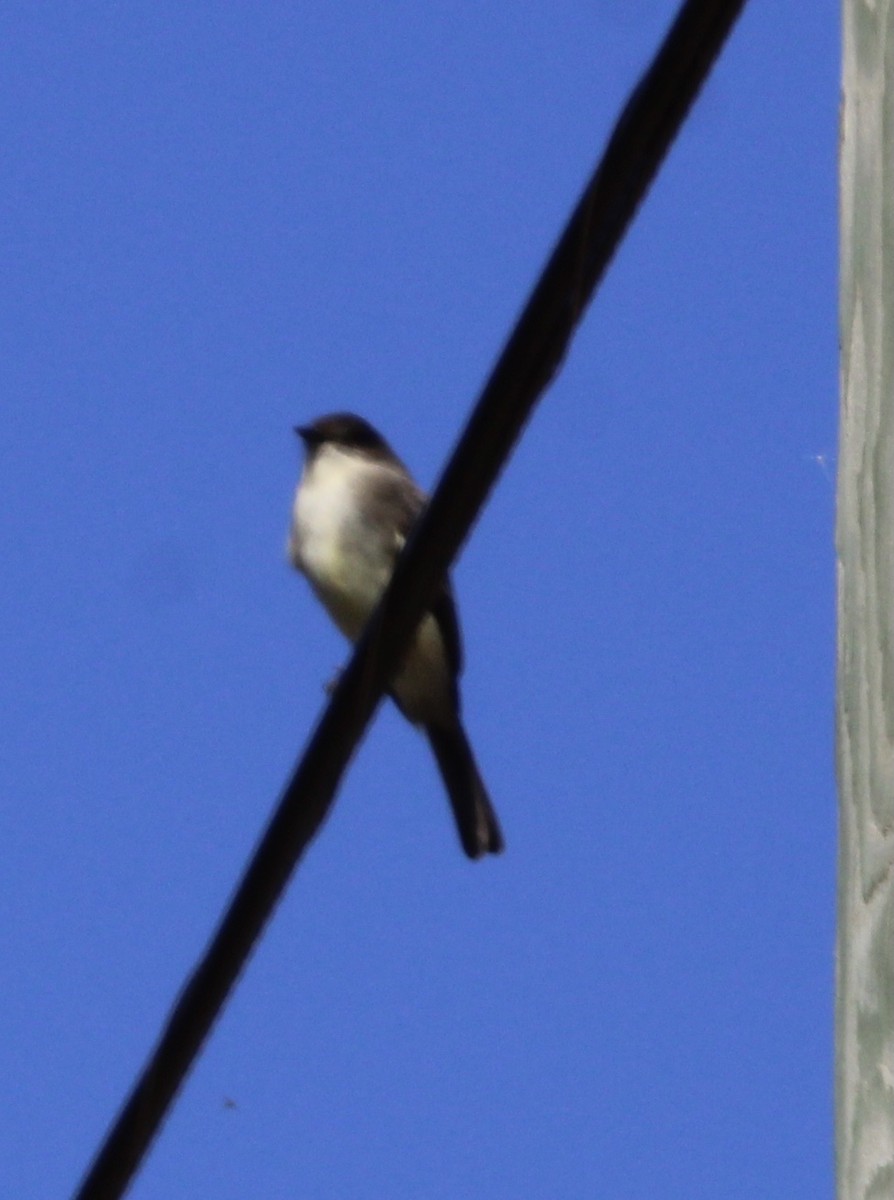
[369,467,463,682]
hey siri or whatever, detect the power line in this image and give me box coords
[73,2,748,1196]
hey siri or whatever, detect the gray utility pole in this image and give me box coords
[838,2,894,1198]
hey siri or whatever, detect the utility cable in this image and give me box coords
[73,3,748,1196]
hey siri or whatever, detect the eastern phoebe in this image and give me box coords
[288,412,504,859]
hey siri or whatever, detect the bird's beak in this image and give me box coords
[294,424,310,443]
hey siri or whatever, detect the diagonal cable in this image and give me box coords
[73,2,748,1197]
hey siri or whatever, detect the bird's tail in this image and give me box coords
[425,721,504,859]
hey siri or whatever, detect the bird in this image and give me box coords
[288,412,504,859]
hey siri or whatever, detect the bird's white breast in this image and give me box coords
[289,445,392,640]
[289,442,453,724]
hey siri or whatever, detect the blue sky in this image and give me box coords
[2,4,837,1197]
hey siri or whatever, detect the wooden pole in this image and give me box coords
[837,3,894,1196]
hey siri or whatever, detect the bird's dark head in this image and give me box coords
[294,413,394,459]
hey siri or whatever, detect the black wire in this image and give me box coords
[72,2,748,1196]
